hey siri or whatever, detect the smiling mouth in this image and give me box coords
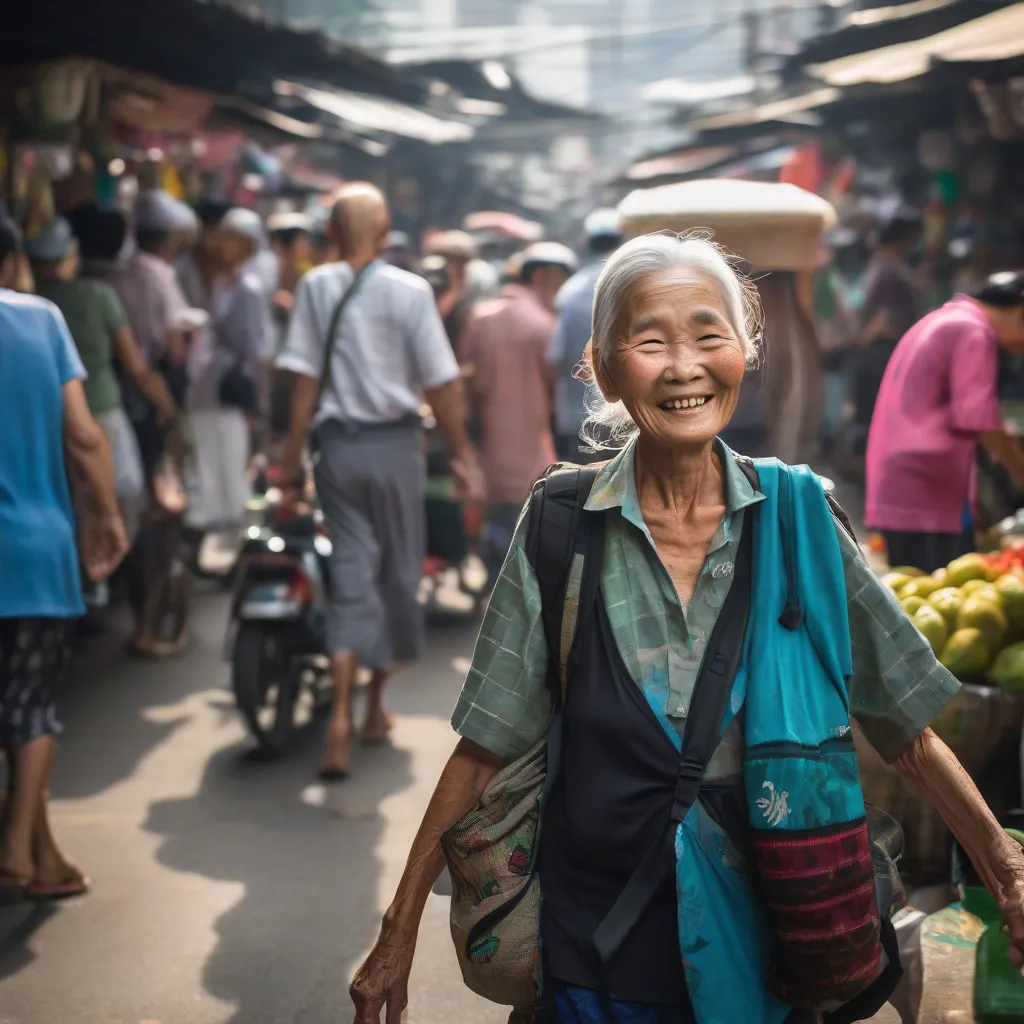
[659,396,712,411]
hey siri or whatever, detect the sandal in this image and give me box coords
[26,867,89,901]
[0,867,29,901]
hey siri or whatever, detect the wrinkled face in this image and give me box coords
[596,269,747,450]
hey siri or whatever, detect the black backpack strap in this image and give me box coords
[526,465,602,708]
[592,497,756,967]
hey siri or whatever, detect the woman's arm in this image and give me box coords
[350,737,505,1024]
[895,728,1024,965]
[63,378,129,580]
[112,325,178,424]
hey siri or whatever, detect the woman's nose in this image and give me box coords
[663,343,704,382]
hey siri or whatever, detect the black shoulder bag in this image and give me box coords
[307,263,373,454]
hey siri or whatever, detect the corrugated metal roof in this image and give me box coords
[808,2,1024,85]
[275,80,474,145]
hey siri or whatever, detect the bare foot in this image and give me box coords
[361,709,396,745]
[0,850,34,888]
[319,718,352,780]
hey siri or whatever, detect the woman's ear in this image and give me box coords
[587,338,619,403]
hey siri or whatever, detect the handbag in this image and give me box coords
[308,262,374,454]
[218,361,259,412]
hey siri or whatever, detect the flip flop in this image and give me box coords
[317,766,350,782]
[26,868,89,901]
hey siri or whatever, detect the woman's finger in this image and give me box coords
[384,983,408,1024]
[350,983,384,1024]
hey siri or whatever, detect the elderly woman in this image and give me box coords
[350,234,1024,1024]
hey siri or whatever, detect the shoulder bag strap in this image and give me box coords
[315,262,374,413]
[592,483,757,967]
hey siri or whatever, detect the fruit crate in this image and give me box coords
[857,684,1024,883]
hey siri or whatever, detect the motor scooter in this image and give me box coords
[228,487,333,753]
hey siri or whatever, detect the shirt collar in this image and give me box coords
[585,436,765,534]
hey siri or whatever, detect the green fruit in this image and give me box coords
[946,554,996,588]
[941,628,993,680]
[901,596,928,617]
[932,567,950,588]
[913,605,949,656]
[881,572,913,593]
[900,577,941,600]
[996,574,1024,631]
[929,587,964,630]
[987,642,1024,692]
[957,597,1008,652]
[890,566,925,578]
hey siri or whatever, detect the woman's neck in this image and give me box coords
[634,437,725,517]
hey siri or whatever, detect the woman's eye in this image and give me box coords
[697,334,725,343]
[636,337,663,347]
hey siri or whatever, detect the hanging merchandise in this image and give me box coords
[917,129,954,173]
[14,62,92,142]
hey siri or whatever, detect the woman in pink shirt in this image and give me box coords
[866,271,1024,571]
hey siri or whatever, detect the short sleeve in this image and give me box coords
[48,304,86,384]
[407,282,460,390]
[836,518,961,762]
[98,283,128,335]
[547,314,569,366]
[451,504,552,762]
[949,322,1003,434]
[275,273,322,379]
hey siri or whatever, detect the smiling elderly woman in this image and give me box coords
[350,234,1024,1024]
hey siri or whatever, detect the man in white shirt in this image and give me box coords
[276,182,483,779]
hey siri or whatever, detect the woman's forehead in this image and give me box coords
[627,269,730,329]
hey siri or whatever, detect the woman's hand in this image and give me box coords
[83,514,130,582]
[350,928,416,1024]
[993,840,1024,969]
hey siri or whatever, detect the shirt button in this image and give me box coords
[675,703,687,715]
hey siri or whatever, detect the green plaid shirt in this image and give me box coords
[452,439,960,770]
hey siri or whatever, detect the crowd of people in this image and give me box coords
[0,181,628,884]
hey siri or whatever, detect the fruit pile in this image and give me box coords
[883,553,1024,689]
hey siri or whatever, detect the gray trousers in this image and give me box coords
[313,421,425,670]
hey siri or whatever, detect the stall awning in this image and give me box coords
[807,2,1024,85]
[625,145,741,183]
[274,80,473,145]
[0,0,426,106]
[687,88,841,132]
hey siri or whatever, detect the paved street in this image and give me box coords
[0,590,508,1024]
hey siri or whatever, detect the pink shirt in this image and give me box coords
[866,297,1003,533]
[461,285,557,505]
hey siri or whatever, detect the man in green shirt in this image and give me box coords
[28,218,177,540]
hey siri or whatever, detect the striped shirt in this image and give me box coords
[452,438,961,770]
[275,259,459,428]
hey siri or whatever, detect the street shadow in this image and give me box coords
[144,722,413,1023]
[50,590,231,801]
[0,901,57,984]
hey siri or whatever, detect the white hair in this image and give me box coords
[579,231,763,452]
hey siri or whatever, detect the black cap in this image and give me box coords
[970,270,1024,308]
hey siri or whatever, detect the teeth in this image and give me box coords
[663,397,709,410]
